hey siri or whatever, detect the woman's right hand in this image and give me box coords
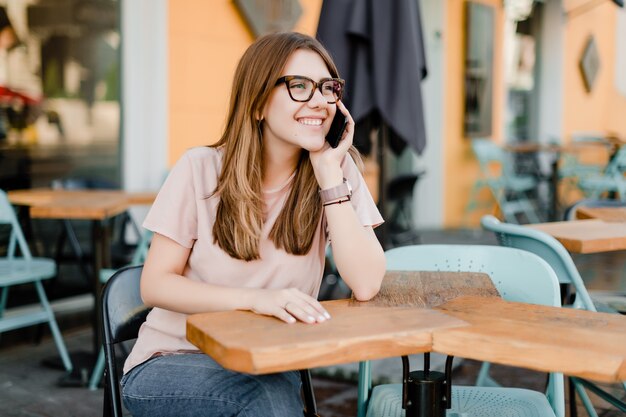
[250,288,331,324]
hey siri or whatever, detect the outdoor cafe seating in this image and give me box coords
[481,214,626,415]
[358,244,564,417]
[465,138,541,224]
[0,189,73,373]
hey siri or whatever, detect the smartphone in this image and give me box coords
[325,110,347,148]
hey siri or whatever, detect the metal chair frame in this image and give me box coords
[465,138,541,224]
[0,189,72,372]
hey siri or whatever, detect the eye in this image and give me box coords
[290,82,307,90]
[288,78,311,90]
[322,83,335,93]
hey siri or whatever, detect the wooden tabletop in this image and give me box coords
[187,271,496,374]
[187,295,626,382]
[526,219,626,253]
[187,299,467,374]
[575,206,626,223]
[7,188,156,220]
[433,296,626,382]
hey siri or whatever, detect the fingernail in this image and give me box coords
[324,312,331,319]
[308,316,315,323]
[318,315,326,322]
[287,317,295,324]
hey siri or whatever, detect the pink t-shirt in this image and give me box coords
[124,146,383,374]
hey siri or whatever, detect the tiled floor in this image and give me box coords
[1,228,625,416]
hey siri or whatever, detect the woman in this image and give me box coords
[121,32,385,417]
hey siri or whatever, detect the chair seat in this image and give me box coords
[366,384,556,417]
[0,258,56,286]
[500,176,537,192]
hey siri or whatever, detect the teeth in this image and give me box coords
[298,118,322,126]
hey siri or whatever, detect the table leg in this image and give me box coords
[55,219,112,387]
[550,157,559,221]
[92,219,112,355]
[401,354,453,417]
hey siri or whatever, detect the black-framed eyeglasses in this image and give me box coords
[275,75,345,104]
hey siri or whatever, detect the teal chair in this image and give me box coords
[481,214,626,416]
[0,189,72,372]
[563,198,626,221]
[577,145,626,201]
[357,244,565,417]
[465,138,541,224]
[558,132,609,191]
[87,229,152,390]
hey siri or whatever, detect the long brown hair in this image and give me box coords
[211,32,342,261]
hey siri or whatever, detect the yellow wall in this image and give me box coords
[168,0,322,165]
[443,0,505,227]
[563,3,626,141]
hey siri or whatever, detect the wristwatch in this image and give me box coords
[319,178,352,204]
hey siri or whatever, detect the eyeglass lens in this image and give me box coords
[287,77,342,103]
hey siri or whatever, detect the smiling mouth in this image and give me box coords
[298,118,323,126]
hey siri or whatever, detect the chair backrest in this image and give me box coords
[471,138,505,177]
[480,214,596,311]
[383,244,564,417]
[604,145,626,177]
[563,198,626,221]
[385,244,561,307]
[102,265,150,417]
[0,189,32,260]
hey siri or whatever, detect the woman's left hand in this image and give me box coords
[309,100,355,189]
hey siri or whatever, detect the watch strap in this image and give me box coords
[319,179,352,204]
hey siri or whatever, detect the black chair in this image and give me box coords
[386,172,425,247]
[101,265,319,417]
[101,265,150,417]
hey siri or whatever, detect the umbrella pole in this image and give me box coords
[377,123,388,249]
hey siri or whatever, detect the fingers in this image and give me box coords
[336,100,355,128]
[279,289,331,324]
[335,100,354,148]
[285,301,327,324]
[291,291,332,321]
[274,305,297,324]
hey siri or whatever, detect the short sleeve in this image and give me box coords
[342,154,384,228]
[143,152,198,248]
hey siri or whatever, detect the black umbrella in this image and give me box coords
[317,0,427,154]
[317,0,428,243]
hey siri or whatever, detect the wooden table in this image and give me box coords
[575,206,626,223]
[8,188,132,220]
[526,219,626,253]
[504,143,562,221]
[7,188,156,363]
[504,142,610,221]
[187,295,626,383]
[433,296,626,382]
[188,299,466,374]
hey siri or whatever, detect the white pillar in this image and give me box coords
[121,0,168,224]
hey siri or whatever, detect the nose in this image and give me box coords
[307,87,328,108]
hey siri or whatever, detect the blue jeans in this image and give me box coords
[121,353,303,417]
